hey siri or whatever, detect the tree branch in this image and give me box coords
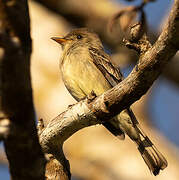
[39,0,179,179]
[0,0,46,179]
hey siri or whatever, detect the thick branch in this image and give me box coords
[0,0,46,179]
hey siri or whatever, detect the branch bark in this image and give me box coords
[39,0,179,179]
[0,0,46,179]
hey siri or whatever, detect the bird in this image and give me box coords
[51,28,167,175]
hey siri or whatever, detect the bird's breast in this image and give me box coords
[60,49,111,101]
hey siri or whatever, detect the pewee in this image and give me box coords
[52,28,167,175]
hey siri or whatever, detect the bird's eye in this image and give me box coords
[77,35,82,39]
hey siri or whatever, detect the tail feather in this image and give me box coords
[104,108,167,175]
[136,125,168,175]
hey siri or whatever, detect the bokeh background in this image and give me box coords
[0,0,179,179]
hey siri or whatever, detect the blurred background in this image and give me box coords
[0,0,179,179]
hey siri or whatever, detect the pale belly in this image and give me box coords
[61,56,112,101]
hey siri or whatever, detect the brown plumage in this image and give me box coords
[52,28,168,175]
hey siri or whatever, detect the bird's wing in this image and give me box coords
[89,47,125,140]
[89,47,139,126]
[89,47,123,87]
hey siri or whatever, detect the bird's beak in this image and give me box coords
[51,37,68,44]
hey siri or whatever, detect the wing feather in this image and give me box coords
[89,47,125,139]
[89,47,123,87]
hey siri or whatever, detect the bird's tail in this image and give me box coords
[104,108,167,175]
[134,124,168,175]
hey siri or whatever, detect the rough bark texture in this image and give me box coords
[0,0,46,179]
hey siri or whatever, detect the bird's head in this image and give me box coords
[51,28,103,50]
